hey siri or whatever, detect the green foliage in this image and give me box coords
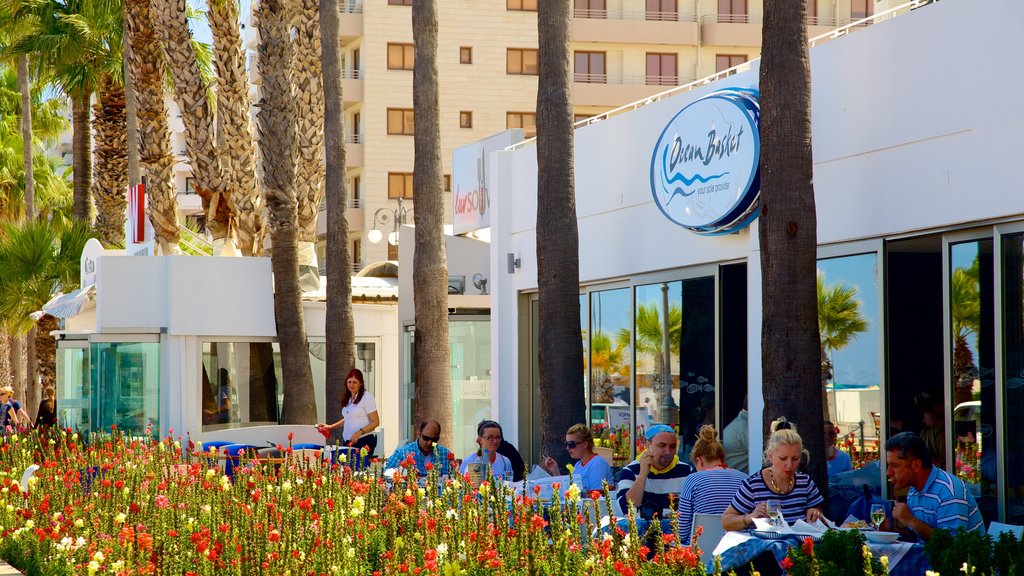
[992,530,1024,576]
[817,271,869,354]
[925,528,994,576]
[785,530,885,576]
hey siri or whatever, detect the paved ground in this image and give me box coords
[0,563,20,575]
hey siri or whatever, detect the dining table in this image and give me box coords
[709,530,930,576]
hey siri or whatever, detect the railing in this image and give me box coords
[509,0,926,151]
[807,15,839,27]
[343,68,361,80]
[319,198,362,211]
[573,8,696,22]
[573,73,683,86]
[339,1,362,14]
[345,133,362,144]
[701,13,759,24]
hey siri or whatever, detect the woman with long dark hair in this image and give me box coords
[317,368,380,455]
[35,386,57,430]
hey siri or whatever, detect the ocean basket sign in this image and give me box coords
[649,88,761,235]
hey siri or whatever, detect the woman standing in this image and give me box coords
[0,387,31,431]
[676,425,747,543]
[34,386,57,430]
[459,420,513,480]
[722,418,825,531]
[317,369,380,455]
[541,423,613,491]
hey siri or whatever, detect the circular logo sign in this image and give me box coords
[650,89,761,235]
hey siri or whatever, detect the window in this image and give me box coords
[459,111,473,129]
[574,51,606,84]
[352,175,361,205]
[387,108,415,135]
[388,0,413,5]
[387,43,415,70]
[851,0,872,20]
[507,0,537,10]
[460,46,472,64]
[575,0,606,19]
[646,0,678,21]
[646,52,677,86]
[352,239,362,268]
[716,54,747,73]
[444,174,451,192]
[717,0,747,22]
[574,113,594,123]
[507,111,536,138]
[185,176,197,195]
[388,172,414,199]
[507,48,538,75]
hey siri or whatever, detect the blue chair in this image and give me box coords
[222,444,258,478]
[291,443,323,451]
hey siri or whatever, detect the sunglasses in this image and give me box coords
[421,433,439,443]
[564,440,580,449]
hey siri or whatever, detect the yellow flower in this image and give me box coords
[114,513,126,524]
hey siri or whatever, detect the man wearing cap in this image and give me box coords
[384,420,454,477]
[616,423,694,534]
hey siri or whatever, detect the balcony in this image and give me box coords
[339,1,363,42]
[572,73,684,107]
[345,133,362,168]
[316,197,364,236]
[343,68,362,107]
[700,13,762,47]
[572,8,698,45]
[806,15,839,37]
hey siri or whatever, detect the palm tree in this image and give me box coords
[817,272,869,420]
[0,0,40,221]
[411,0,452,446]
[951,259,981,396]
[255,0,316,423]
[536,0,585,468]
[590,330,627,404]
[759,0,826,491]
[91,72,127,247]
[124,0,181,254]
[320,0,354,425]
[620,300,682,423]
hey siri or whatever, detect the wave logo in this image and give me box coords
[650,89,761,235]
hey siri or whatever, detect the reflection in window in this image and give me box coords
[202,342,282,432]
[590,288,632,462]
[450,320,492,458]
[634,282,682,436]
[676,278,716,462]
[91,342,160,436]
[56,346,90,431]
[950,240,997,522]
[1002,233,1024,524]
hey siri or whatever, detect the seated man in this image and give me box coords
[886,432,984,541]
[616,423,694,534]
[384,420,454,477]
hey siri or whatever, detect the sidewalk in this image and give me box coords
[0,562,21,575]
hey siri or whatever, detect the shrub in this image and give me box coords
[925,528,994,576]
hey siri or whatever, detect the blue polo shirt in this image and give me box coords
[384,441,454,477]
[907,465,984,535]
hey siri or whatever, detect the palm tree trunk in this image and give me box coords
[256,0,316,424]
[71,91,93,223]
[126,0,181,254]
[17,54,34,221]
[35,315,57,394]
[92,75,129,248]
[411,0,453,447]
[536,0,585,468]
[759,0,826,492]
[209,0,264,256]
[321,0,354,425]
[26,327,38,419]
[11,334,25,407]
[0,333,10,388]
[124,29,140,189]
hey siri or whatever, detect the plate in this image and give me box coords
[864,531,899,544]
[750,530,787,540]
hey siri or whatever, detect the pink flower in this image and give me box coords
[155,495,170,509]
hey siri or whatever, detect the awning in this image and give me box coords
[42,284,95,319]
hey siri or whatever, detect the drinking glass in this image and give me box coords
[870,503,886,531]
[766,499,783,528]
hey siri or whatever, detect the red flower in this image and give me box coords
[781,557,794,570]
[268,529,281,543]
[802,536,814,555]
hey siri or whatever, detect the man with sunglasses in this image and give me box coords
[384,420,454,477]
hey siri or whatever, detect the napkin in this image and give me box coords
[791,519,829,535]
[752,517,794,534]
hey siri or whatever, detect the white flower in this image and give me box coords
[436,543,447,558]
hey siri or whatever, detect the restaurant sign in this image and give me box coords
[649,89,761,235]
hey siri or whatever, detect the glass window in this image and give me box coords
[388,172,414,199]
[506,112,536,138]
[459,46,472,64]
[450,319,492,458]
[950,240,997,523]
[716,54,747,73]
[460,111,473,129]
[646,0,678,21]
[575,0,606,19]
[91,341,160,436]
[589,288,632,461]
[506,48,538,75]
[388,0,413,5]
[1001,233,1024,524]
[718,0,747,20]
[851,0,872,20]
[646,53,677,86]
[56,344,90,430]
[507,0,537,10]
[574,51,606,83]
[201,342,283,432]
[387,108,415,135]
[387,43,415,70]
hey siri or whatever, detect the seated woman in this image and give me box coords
[722,418,825,531]
[677,425,748,544]
[541,423,613,491]
[459,420,513,481]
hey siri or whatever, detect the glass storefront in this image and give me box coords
[90,341,160,436]
[1002,233,1024,524]
[450,319,491,458]
[589,287,633,460]
[55,343,90,430]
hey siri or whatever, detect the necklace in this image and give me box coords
[768,470,794,494]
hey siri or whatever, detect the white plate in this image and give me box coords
[864,531,899,544]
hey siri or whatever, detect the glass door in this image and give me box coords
[55,341,90,430]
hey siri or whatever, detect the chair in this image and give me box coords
[987,521,1024,539]
[693,513,726,566]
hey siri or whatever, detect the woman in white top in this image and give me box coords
[459,420,513,481]
[317,369,380,455]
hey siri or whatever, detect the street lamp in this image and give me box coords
[368,198,410,246]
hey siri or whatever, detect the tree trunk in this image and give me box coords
[256,0,316,424]
[11,334,25,407]
[26,328,37,418]
[209,0,264,256]
[92,75,129,248]
[126,0,181,254]
[18,54,34,221]
[0,333,10,388]
[536,0,586,468]
[759,0,826,492]
[72,91,93,223]
[35,315,58,396]
[124,29,140,189]
[411,0,452,448]
[321,0,354,426]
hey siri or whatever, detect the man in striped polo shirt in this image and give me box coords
[616,424,694,535]
[886,432,984,541]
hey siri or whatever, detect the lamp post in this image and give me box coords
[367,198,411,246]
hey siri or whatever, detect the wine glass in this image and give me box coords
[870,503,886,532]
[766,499,783,528]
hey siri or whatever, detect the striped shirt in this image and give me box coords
[907,466,984,535]
[616,458,694,520]
[677,467,748,543]
[729,469,824,525]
